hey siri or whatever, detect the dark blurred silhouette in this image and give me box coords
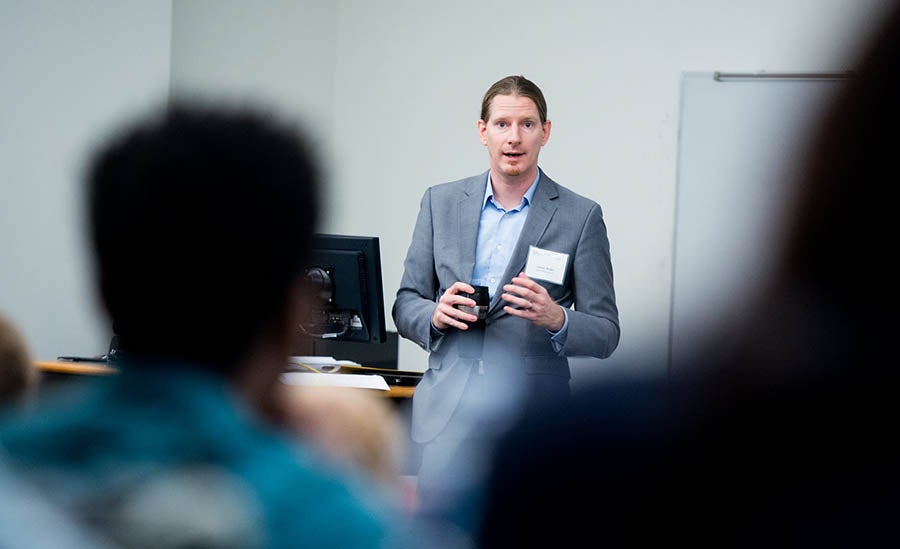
[0,310,38,408]
[473,4,900,547]
[0,103,407,548]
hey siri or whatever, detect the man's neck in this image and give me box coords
[490,169,538,210]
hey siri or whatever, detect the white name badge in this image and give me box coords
[524,245,569,285]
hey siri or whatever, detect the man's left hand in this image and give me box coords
[501,272,565,331]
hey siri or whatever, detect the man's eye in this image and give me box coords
[497,122,507,128]
[524,121,534,128]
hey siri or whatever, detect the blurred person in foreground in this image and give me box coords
[0,310,38,409]
[1,450,118,548]
[272,383,417,510]
[473,4,900,547]
[0,103,409,548]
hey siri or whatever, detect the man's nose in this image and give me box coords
[507,125,521,143]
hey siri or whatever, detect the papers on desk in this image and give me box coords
[284,356,389,391]
[280,372,390,391]
[288,356,361,373]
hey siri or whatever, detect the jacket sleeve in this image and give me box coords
[562,202,620,358]
[392,187,443,352]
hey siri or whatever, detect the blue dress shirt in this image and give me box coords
[473,170,569,347]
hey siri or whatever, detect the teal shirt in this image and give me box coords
[0,364,401,548]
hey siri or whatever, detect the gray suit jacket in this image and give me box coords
[393,170,620,443]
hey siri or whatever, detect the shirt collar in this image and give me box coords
[483,169,541,210]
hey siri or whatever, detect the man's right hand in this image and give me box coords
[432,282,478,331]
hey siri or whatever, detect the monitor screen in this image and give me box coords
[299,234,387,344]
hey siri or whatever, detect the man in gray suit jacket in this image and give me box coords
[393,75,619,516]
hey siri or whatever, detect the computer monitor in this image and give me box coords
[299,233,387,343]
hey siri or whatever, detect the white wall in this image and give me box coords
[170,0,338,176]
[0,1,172,360]
[277,0,895,381]
[4,0,892,380]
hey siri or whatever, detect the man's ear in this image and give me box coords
[478,119,488,145]
[541,119,552,146]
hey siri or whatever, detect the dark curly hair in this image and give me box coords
[86,103,320,372]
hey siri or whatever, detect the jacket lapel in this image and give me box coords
[458,172,488,283]
[488,172,559,315]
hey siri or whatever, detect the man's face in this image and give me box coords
[478,94,551,180]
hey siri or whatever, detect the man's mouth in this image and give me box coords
[504,152,525,158]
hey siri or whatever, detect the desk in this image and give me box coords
[35,361,415,399]
[36,360,117,376]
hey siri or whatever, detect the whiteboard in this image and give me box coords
[669,72,845,372]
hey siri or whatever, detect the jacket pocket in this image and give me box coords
[428,350,445,371]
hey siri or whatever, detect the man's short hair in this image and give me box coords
[480,75,548,124]
[86,103,320,371]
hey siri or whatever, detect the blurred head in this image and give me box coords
[725,5,900,376]
[478,76,551,181]
[778,5,898,301]
[86,103,320,373]
[0,311,37,405]
[275,384,404,489]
